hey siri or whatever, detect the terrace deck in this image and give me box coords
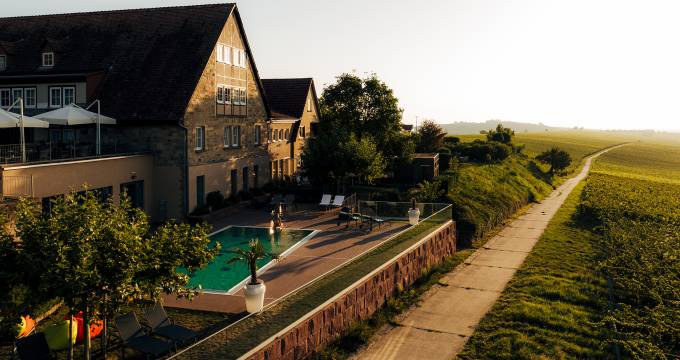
[164,203,408,313]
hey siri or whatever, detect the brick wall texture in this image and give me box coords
[243,221,456,360]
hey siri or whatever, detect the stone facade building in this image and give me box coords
[0,4,320,221]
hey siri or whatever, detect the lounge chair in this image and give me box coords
[283,194,296,212]
[361,214,388,231]
[319,194,332,210]
[331,195,345,208]
[15,332,54,360]
[337,206,360,228]
[114,312,173,359]
[144,304,198,346]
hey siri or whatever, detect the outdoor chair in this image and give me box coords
[337,206,361,229]
[15,332,54,360]
[144,304,198,346]
[283,194,296,212]
[360,214,388,231]
[331,195,345,208]
[319,194,332,210]
[114,312,173,359]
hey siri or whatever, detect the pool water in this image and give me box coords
[184,226,314,293]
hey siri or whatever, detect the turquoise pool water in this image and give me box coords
[185,226,314,293]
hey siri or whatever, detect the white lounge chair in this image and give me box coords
[319,194,332,210]
[331,195,345,208]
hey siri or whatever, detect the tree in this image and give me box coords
[486,124,514,144]
[10,190,218,358]
[416,120,446,152]
[341,134,386,184]
[227,239,279,285]
[536,147,572,174]
[320,73,413,167]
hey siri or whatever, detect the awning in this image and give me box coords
[0,108,50,128]
[35,104,116,125]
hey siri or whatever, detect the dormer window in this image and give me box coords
[42,52,54,67]
[0,55,6,71]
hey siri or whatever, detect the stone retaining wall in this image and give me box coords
[242,221,457,360]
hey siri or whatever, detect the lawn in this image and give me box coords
[460,137,680,359]
[458,181,614,359]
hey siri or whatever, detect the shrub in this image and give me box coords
[450,140,511,163]
[206,191,224,210]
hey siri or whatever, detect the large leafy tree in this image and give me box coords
[320,73,413,166]
[486,124,515,144]
[536,147,572,174]
[416,120,447,152]
[6,190,218,358]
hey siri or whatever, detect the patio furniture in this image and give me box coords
[331,195,345,208]
[361,214,388,231]
[319,194,332,210]
[337,206,361,228]
[15,332,54,360]
[283,194,296,211]
[143,304,198,346]
[114,312,173,359]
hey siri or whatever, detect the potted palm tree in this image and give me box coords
[408,198,420,225]
[227,239,280,313]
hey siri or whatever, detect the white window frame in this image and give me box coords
[195,127,205,151]
[224,87,232,105]
[307,97,312,112]
[216,84,224,104]
[42,52,54,67]
[224,46,231,65]
[63,86,75,106]
[240,51,246,68]
[11,88,23,104]
[223,126,231,148]
[49,87,62,108]
[233,48,239,67]
[231,125,240,147]
[0,89,10,108]
[285,129,289,142]
[23,88,36,108]
[242,88,247,105]
[0,55,6,71]
[216,44,224,63]
[255,125,261,145]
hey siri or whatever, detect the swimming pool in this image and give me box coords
[184,226,317,293]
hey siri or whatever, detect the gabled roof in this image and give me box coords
[0,4,269,123]
[261,78,315,119]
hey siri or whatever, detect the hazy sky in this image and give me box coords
[5,0,680,131]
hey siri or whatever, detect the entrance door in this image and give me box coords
[230,169,238,196]
[196,176,205,207]
[121,180,144,209]
[242,167,249,193]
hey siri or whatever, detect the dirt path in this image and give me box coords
[352,146,623,360]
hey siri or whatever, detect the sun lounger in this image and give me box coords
[319,194,332,210]
[114,312,173,359]
[15,332,54,360]
[338,207,361,228]
[144,304,198,346]
[331,195,345,208]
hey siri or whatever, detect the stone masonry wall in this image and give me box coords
[243,221,457,360]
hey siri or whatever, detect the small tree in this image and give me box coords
[13,190,218,358]
[486,124,514,144]
[227,239,279,285]
[536,147,572,174]
[416,120,446,152]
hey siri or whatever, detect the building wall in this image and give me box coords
[268,121,296,180]
[117,124,186,221]
[242,221,457,360]
[293,87,320,174]
[1,154,154,214]
[183,11,269,211]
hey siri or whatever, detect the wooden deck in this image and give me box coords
[164,203,408,313]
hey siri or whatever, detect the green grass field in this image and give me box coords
[460,137,680,359]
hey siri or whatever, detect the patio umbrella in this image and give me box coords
[0,107,50,128]
[0,105,50,163]
[35,103,116,155]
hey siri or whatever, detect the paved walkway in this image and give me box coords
[353,148,618,360]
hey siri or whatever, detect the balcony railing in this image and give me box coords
[0,142,146,165]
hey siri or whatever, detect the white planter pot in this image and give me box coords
[408,208,420,225]
[244,281,266,313]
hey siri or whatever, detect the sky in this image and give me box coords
[4,0,680,131]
